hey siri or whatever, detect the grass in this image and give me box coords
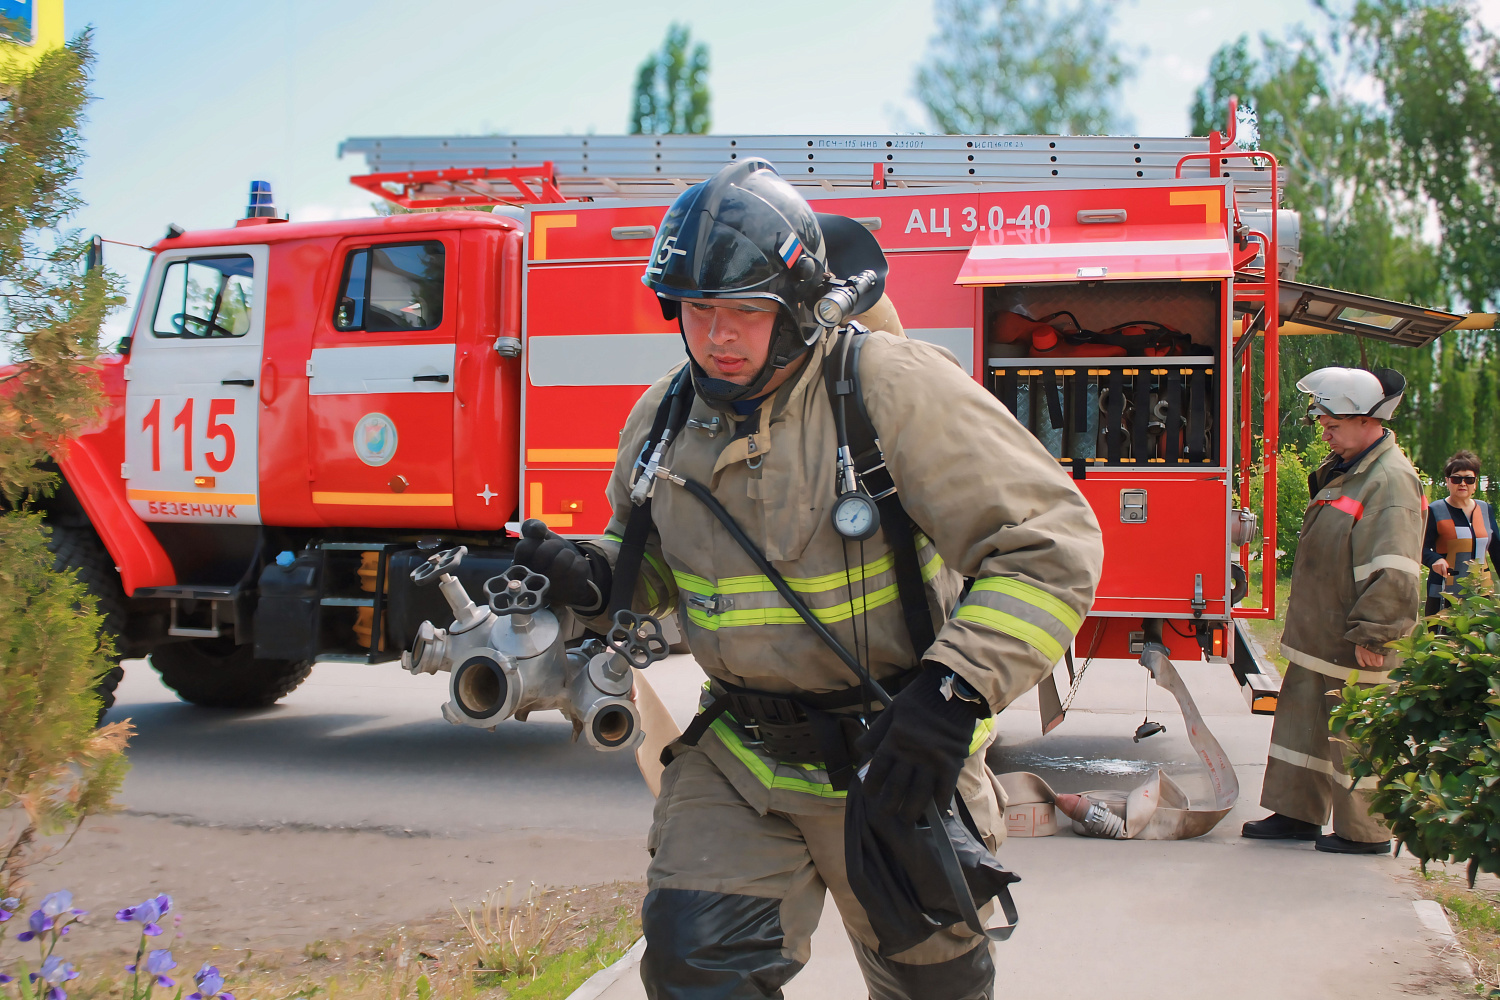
[1239,570,1292,671]
[2,881,645,1000]
[1412,866,1500,996]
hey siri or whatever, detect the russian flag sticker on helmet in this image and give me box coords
[778,232,803,268]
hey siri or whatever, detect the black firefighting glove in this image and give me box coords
[512,519,611,612]
[856,664,990,823]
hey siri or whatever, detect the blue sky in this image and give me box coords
[62,0,1497,340]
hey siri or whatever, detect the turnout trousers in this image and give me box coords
[1260,662,1389,843]
[641,748,998,1000]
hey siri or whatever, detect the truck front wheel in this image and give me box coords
[149,638,312,709]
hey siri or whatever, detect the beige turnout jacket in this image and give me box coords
[582,329,1103,814]
[1280,432,1424,684]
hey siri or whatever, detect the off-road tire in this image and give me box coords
[150,638,311,709]
[46,524,128,716]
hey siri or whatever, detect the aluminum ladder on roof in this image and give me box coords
[337,132,1284,210]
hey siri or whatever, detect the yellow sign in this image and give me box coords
[0,0,64,73]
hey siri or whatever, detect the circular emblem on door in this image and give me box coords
[352,412,398,467]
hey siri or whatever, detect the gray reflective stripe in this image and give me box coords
[527,333,681,387]
[1268,743,1337,776]
[675,537,943,632]
[1282,643,1391,683]
[309,344,455,395]
[954,577,1081,664]
[1353,553,1423,582]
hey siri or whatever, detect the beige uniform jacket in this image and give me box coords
[1280,432,1424,684]
[581,330,1103,814]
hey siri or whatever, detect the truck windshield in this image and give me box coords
[151,255,255,339]
[334,241,445,332]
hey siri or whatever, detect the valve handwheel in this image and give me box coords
[411,545,466,586]
[606,610,669,669]
[484,564,550,614]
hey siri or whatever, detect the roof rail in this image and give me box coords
[339,132,1285,209]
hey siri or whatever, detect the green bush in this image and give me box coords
[1331,565,1500,885]
[1248,438,1328,574]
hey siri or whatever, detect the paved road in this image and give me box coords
[102,653,687,837]
[70,653,1467,998]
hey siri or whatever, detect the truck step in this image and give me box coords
[1232,619,1281,715]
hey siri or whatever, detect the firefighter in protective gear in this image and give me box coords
[515,158,1103,1000]
[1243,366,1423,854]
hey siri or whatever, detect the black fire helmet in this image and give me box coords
[642,157,885,404]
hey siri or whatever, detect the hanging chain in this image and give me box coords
[1059,623,1108,713]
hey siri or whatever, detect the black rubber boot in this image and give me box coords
[1315,833,1391,855]
[1241,813,1321,840]
[850,935,994,1000]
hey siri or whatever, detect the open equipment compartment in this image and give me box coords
[983,280,1223,470]
[978,274,1235,630]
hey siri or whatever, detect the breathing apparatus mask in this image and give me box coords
[643,158,887,408]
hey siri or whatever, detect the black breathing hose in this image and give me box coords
[676,475,893,708]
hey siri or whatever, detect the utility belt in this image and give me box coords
[662,667,922,791]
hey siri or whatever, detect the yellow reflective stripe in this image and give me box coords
[643,549,670,583]
[708,718,845,798]
[684,581,904,631]
[642,574,659,611]
[604,532,623,543]
[968,577,1082,633]
[955,605,1066,663]
[675,539,942,599]
[708,716,991,797]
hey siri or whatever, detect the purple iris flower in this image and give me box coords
[0,973,12,984]
[30,954,79,1000]
[16,907,54,942]
[115,894,171,937]
[189,963,234,1000]
[38,892,73,918]
[125,949,176,987]
[0,896,18,922]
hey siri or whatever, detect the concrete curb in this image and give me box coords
[1413,899,1474,980]
[566,936,645,1000]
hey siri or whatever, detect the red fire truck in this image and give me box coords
[38,102,1469,716]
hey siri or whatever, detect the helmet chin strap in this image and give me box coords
[678,314,820,411]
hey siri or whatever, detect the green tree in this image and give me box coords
[1190,6,1499,495]
[915,0,1134,135]
[1353,0,1500,313]
[0,29,129,901]
[629,23,710,136]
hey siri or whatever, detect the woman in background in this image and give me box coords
[1423,450,1498,615]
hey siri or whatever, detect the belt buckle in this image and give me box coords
[687,593,734,616]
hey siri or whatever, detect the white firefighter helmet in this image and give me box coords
[1296,366,1405,421]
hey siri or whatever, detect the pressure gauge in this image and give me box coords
[832,491,881,541]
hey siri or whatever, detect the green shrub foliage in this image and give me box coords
[1331,565,1500,885]
[0,30,129,903]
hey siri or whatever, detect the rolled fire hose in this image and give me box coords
[996,641,1239,840]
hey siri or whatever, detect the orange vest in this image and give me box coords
[1429,497,1492,594]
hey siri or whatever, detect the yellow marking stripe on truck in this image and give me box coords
[311,492,453,506]
[526,448,619,463]
[129,489,257,505]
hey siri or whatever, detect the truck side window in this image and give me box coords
[151,255,255,338]
[333,241,445,332]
